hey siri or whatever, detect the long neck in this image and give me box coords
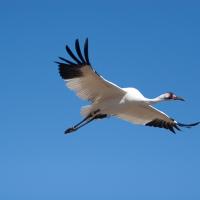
[144,96,167,105]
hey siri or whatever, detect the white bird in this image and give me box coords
[56,39,199,134]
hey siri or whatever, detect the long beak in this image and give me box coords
[174,96,185,101]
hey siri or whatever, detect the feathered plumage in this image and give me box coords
[56,39,200,134]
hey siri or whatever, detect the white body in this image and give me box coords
[57,39,199,134]
[65,66,171,126]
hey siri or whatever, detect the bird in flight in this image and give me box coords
[56,38,199,134]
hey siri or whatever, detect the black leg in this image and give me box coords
[73,113,92,128]
[65,116,96,134]
[64,113,108,134]
[64,109,101,134]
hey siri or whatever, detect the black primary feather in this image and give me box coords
[146,118,200,134]
[75,39,87,64]
[65,45,82,64]
[84,38,90,65]
[146,119,177,134]
[58,56,76,65]
[177,122,200,128]
[57,63,83,79]
[56,38,102,80]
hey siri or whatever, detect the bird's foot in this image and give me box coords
[64,127,77,134]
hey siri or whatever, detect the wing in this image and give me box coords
[56,38,125,102]
[117,105,200,134]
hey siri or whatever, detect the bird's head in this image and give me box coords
[161,92,185,101]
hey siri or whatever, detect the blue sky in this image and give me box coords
[1,0,200,199]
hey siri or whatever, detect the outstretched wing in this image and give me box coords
[56,39,125,102]
[117,105,199,134]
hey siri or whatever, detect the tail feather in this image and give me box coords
[81,105,92,117]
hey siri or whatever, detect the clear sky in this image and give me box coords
[1,0,200,199]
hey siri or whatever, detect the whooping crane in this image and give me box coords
[56,39,199,134]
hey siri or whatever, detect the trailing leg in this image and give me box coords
[64,109,101,134]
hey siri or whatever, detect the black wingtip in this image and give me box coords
[56,38,91,66]
[177,121,200,128]
[174,124,181,131]
[58,56,76,65]
[169,126,176,134]
[75,39,87,64]
[84,38,90,65]
[65,45,82,64]
[145,118,181,134]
